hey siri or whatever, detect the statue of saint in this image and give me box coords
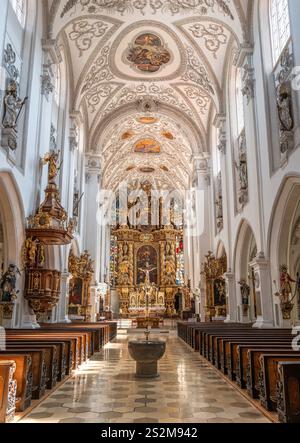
[2,80,27,129]
[238,279,250,306]
[277,83,294,133]
[0,264,20,302]
[43,151,60,182]
[279,265,295,304]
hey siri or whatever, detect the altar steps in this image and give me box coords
[117,319,133,330]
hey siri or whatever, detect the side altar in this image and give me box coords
[111,225,187,318]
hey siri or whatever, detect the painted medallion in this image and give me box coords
[134,138,161,154]
[127,33,171,73]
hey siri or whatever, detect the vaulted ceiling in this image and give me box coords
[45,0,253,191]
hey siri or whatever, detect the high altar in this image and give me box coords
[112,225,186,318]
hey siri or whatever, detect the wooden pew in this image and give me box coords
[277,362,300,423]
[0,349,45,400]
[226,338,293,380]
[7,336,66,383]
[6,331,81,369]
[177,322,300,422]
[0,354,32,412]
[5,340,58,389]
[0,361,16,423]
[212,332,292,373]
[211,330,291,361]
[5,336,72,376]
[246,349,300,399]
[236,343,297,388]
[259,353,300,411]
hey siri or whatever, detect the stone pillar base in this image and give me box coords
[252,316,274,329]
[224,315,236,323]
[136,361,159,378]
[21,315,41,329]
[58,316,72,324]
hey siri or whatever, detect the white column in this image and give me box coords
[84,158,101,284]
[57,271,71,323]
[83,158,102,318]
[224,272,238,323]
[193,156,211,322]
[251,254,275,328]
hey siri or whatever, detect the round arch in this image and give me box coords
[268,175,300,325]
[0,172,25,268]
[234,219,258,322]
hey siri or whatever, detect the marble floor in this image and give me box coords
[20,332,270,423]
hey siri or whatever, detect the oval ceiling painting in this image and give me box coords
[140,167,155,173]
[137,116,158,124]
[121,130,135,140]
[161,130,174,140]
[127,33,171,73]
[134,138,161,154]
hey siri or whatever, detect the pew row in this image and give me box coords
[0,361,17,423]
[1,321,117,421]
[178,321,300,423]
[277,362,300,423]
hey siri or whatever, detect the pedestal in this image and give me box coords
[136,361,159,378]
[223,273,238,323]
[250,255,274,328]
[21,301,40,329]
[128,340,166,379]
[1,127,18,152]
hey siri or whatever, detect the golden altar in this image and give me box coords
[112,225,185,318]
[136,317,160,329]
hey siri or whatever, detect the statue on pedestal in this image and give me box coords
[275,265,296,320]
[279,265,295,304]
[0,264,20,302]
[42,150,60,183]
[2,80,27,129]
[238,279,250,316]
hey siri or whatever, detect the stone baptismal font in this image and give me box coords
[128,262,166,378]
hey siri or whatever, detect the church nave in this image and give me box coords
[19,332,269,424]
[1,0,300,428]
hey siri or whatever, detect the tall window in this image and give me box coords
[10,0,26,26]
[270,0,291,64]
[53,67,61,106]
[236,68,245,136]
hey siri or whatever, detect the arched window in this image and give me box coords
[270,0,291,64]
[10,0,26,27]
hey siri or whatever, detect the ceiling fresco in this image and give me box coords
[45,0,253,190]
